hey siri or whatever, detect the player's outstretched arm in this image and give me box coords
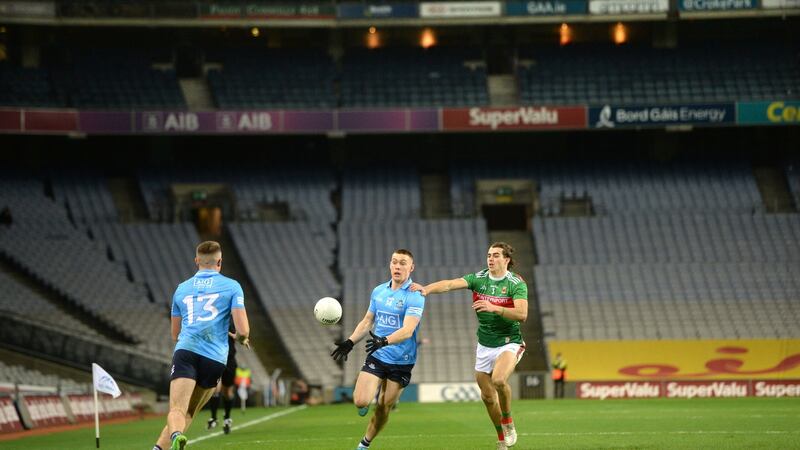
[232,308,251,349]
[332,311,374,361]
[421,277,469,296]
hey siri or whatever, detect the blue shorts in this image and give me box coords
[171,349,226,389]
[361,355,414,388]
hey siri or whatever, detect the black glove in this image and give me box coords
[365,331,389,355]
[331,339,354,361]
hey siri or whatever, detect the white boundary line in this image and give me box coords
[190,405,307,444]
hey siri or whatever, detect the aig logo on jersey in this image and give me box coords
[193,278,213,288]
[376,311,401,329]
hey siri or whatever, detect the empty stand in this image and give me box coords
[139,167,336,223]
[0,177,172,358]
[208,48,336,109]
[0,63,62,107]
[0,361,89,392]
[228,221,342,386]
[341,167,421,221]
[518,43,800,105]
[51,49,185,109]
[451,161,761,217]
[91,223,200,306]
[340,47,489,107]
[533,210,800,340]
[52,173,118,225]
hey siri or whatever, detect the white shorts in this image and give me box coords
[474,342,526,374]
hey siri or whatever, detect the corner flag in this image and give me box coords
[92,363,121,448]
[92,363,121,398]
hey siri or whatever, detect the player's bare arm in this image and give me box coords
[411,277,468,296]
[231,308,250,349]
[171,316,181,342]
[349,310,376,343]
[332,311,375,362]
[472,298,528,322]
[385,315,421,345]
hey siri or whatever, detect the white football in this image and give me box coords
[314,297,342,325]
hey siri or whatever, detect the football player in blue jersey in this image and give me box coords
[331,249,426,450]
[153,241,250,450]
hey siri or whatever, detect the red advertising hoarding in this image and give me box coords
[442,106,586,131]
[23,110,78,132]
[0,110,22,132]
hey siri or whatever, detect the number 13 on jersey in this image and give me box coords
[181,293,220,324]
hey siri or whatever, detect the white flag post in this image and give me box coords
[92,363,122,448]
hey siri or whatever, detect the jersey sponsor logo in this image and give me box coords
[473,292,514,307]
[376,311,401,329]
[193,277,213,288]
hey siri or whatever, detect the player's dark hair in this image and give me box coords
[393,248,414,261]
[490,242,514,270]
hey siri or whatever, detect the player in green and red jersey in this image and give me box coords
[414,242,528,450]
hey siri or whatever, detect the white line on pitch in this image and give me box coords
[190,405,308,444]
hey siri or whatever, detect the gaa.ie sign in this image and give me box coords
[737,101,800,125]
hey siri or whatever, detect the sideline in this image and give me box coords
[190,405,308,443]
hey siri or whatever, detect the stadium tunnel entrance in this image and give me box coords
[482,204,528,231]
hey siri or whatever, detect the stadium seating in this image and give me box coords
[228,221,342,386]
[533,211,800,340]
[207,48,336,109]
[0,63,63,107]
[0,270,101,338]
[52,173,119,225]
[533,214,800,265]
[138,167,337,222]
[338,219,488,268]
[340,167,422,221]
[50,49,185,109]
[91,223,200,307]
[340,47,489,107]
[518,43,800,105]
[451,161,761,217]
[0,177,172,357]
[0,361,89,392]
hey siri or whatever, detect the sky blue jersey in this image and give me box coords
[171,270,245,365]
[369,278,425,365]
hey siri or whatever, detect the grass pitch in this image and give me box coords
[1,397,798,449]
